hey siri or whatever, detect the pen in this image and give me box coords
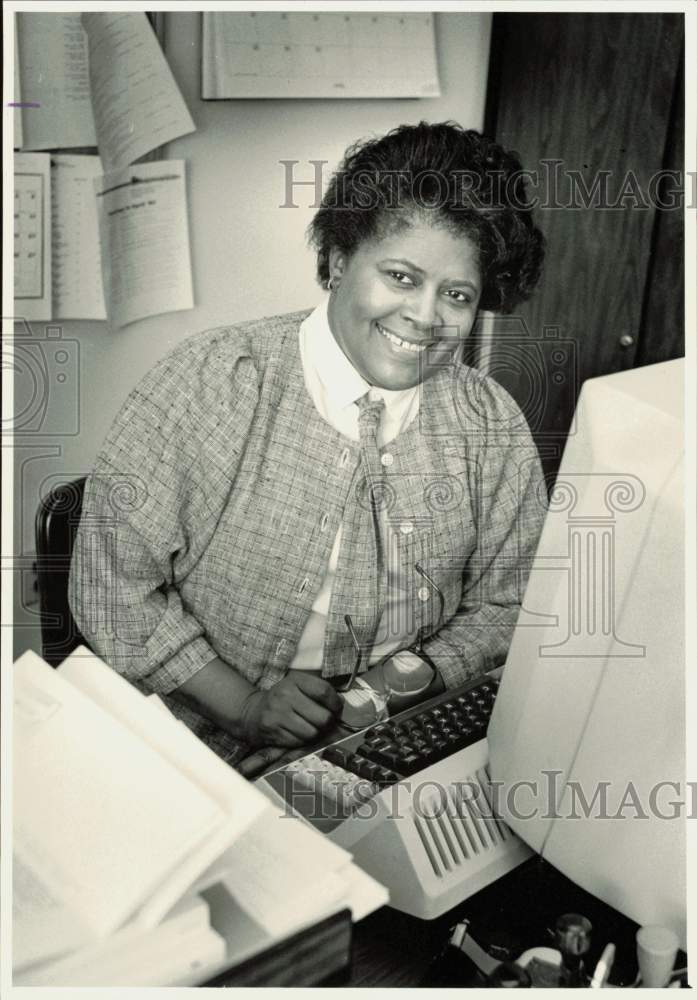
[589,942,616,988]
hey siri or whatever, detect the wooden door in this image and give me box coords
[483,13,684,481]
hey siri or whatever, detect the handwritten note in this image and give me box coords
[82,13,195,173]
[51,156,106,321]
[14,153,52,321]
[94,160,194,329]
[16,13,97,151]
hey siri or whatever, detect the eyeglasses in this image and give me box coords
[337,563,445,729]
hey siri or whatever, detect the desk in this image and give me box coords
[343,857,649,987]
[252,694,686,989]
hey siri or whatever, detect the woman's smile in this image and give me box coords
[374,321,430,354]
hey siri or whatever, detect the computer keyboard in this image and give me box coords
[258,674,532,918]
[327,675,499,777]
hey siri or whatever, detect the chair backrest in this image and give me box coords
[35,477,88,667]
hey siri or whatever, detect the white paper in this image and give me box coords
[338,860,390,922]
[202,12,441,99]
[94,160,194,329]
[16,13,97,151]
[202,806,354,937]
[58,646,269,926]
[14,152,52,321]
[15,894,226,988]
[82,12,195,173]
[13,26,23,148]
[51,155,106,320]
[13,651,225,971]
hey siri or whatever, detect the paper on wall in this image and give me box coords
[13,27,23,149]
[51,155,107,321]
[16,13,97,151]
[94,160,194,329]
[14,152,52,321]
[202,11,441,99]
[82,12,195,174]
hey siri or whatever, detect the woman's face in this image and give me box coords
[327,218,481,391]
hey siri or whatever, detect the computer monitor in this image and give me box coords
[488,358,686,947]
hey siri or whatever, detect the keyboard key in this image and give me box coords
[398,753,423,775]
[350,756,381,781]
[378,769,399,785]
[370,748,403,769]
[323,745,349,768]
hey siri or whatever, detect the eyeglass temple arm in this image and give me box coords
[414,562,445,652]
[336,613,364,693]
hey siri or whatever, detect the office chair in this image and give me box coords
[35,477,89,667]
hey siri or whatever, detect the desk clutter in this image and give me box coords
[12,647,387,987]
[427,917,686,988]
[414,861,688,990]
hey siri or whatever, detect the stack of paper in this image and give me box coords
[13,648,387,987]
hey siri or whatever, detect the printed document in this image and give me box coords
[14,152,52,321]
[13,648,268,972]
[13,28,22,148]
[82,12,195,173]
[51,155,106,320]
[94,160,194,328]
[16,13,97,150]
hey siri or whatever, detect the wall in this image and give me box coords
[13,11,492,657]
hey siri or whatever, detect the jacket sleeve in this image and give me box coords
[68,326,260,695]
[423,376,548,687]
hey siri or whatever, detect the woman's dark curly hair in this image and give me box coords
[308,121,544,313]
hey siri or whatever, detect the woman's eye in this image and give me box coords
[447,289,473,305]
[388,271,414,286]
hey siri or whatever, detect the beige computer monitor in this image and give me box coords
[488,359,686,947]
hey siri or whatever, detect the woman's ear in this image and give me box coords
[328,248,347,284]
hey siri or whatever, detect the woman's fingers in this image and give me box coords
[237,745,287,778]
[291,671,344,716]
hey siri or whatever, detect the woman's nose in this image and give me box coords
[402,286,440,332]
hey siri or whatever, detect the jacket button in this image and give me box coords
[381,453,394,467]
[418,587,430,602]
[400,522,414,535]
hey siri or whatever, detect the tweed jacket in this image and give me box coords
[69,310,546,764]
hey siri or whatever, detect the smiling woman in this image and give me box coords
[69,121,548,769]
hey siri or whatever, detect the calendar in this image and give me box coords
[14,173,45,300]
[14,152,52,320]
[201,12,440,99]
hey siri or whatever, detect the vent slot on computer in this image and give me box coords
[412,765,513,878]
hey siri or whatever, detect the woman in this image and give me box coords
[69,121,546,768]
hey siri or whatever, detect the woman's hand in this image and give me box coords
[240,671,343,748]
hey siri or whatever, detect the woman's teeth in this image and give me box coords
[376,322,426,354]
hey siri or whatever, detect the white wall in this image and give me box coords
[14,11,492,657]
